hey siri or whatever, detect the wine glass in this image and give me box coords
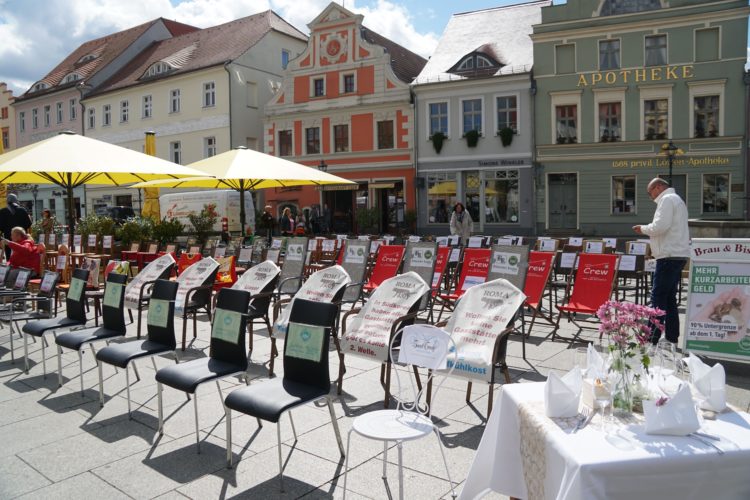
[593,376,613,430]
[575,346,588,376]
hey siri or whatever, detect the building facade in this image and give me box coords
[1,82,15,152]
[263,3,426,234]
[533,0,750,235]
[413,1,548,237]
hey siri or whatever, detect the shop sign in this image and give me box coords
[612,156,731,169]
[577,64,694,88]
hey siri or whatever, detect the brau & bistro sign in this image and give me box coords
[577,64,694,87]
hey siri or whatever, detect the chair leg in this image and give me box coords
[277,421,284,492]
[326,397,345,456]
[397,441,404,500]
[181,315,187,351]
[23,332,29,374]
[434,428,456,499]
[226,407,233,468]
[342,429,353,500]
[194,391,201,453]
[57,344,63,388]
[97,360,104,407]
[383,361,392,408]
[269,337,277,377]
[289,412,298,441]
[137,307,143,339]
[131,361,140,382]
[9,320,14,363]
[125,366,132,419]
[382,441,388,479]
[193,311,197,340]
[465,381,472,404]
[42,338,47,379]
[78,349,84,396]
[337,353,346,395]
[157,382,164,435]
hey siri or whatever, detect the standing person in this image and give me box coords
[40,209,55,236]
[633,177,690,344]
[279,207,295,236]
[449,202,473,244]
[259,205,275,243]
[322,203,332,234]
[1,227,41,277]
[0,194,32,260]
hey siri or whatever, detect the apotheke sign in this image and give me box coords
[612,156,730,169]
[577,64,694,88]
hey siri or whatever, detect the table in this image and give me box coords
[460,382,750,500]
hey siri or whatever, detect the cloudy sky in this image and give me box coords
[0,0,528,95]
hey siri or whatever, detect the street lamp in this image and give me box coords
[318,159,328,172]
[31,185,38,221]
[659,140,684,186]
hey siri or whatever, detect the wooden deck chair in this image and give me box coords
[402,241,438,314]
[339,272,430,406]
[438,278,526,416]
[175,257,220,350]
[615,254,646,305]
[427,246,451,322]
[520,251,556,359]
[362,245,405,295]
[548,246,579,312]
[123,254,175,338]
[434,248,491,322]
[552,253,620,344]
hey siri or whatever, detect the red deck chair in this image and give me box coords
[434,248,491,322]
[362,245,405,294]
[519,251,556,359]
[552,252,619,343]
[425,246,451,322]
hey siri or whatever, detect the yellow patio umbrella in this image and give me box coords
[0,131,210,231]
[132,146,355,234]
[141,131,161,220]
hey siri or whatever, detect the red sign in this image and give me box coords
[524,251,555,308]
[366,245,404,288]
[563,253,618,312]
[456,248,491,293]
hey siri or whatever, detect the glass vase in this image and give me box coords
[611,350,634,415]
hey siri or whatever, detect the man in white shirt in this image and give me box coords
[633,178,690,344]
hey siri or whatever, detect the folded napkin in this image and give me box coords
[685,353,726,412]
[586,343,607,380]
[643,384,701,436]
[545,367,582,418]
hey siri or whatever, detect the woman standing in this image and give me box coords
[40,209,54,236]
[449,202,473,244]
[279,207,295,236]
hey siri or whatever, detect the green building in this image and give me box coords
[532,0,749,235]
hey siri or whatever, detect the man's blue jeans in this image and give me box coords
[650,258,687,344]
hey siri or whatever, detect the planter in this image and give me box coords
[463,129,480,148]
[429,131,447,154]
[498,127,514,147]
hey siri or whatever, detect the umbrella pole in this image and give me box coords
[239,184,246,237]
[66,184,76,233]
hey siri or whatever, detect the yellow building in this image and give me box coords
[1,82,15,152]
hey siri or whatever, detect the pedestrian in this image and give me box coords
[279,207,294,236]
[40,209,55,235]
[1,227,41,277]
[449,202,473,245]
[259,205,275,243]
[322,203,332,234]
[633,177,690,344]
[0,193,32,260]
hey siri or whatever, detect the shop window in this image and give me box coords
[612,176,636,214]
[485,170,520,223]
[695,28,719,62]
[429,102,448,136]
[377,120,394,149]
[496,96,517,133]
[426,172,456,224]
[461,98,482,135]
[306,127,320,154]
[694,95,719,138]
[644,99,668,140]
[702,173,729,214]
[645,34,667,66]
[555,44,575,74]
[115,195,132,207]
[278,130,292,156]
[599,39,620,70]
[555,105,577,144]
[599,102,621,142]
[334,124,349,152]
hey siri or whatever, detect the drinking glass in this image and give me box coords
[575,346,588,375]
[594,377,613,430]
[656,338,677,379]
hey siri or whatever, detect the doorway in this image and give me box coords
[464,171,482,232]
[548,173,578,229]
[374,181,404,234]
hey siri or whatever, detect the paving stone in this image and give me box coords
[17,471,130,500]
[0,455,51,498]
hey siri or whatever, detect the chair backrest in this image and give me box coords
[102,235,114,252]
[66,268,90,322]
[367,245,405,288]
[339,239,370,302]
[146,279,179,348]
[523,251,555,308]
[215,256,237,285]
[177,252,202,275]
[0,264,10,287]
[279,237,308,294]
[12,267,32,291]
[403,241,438,309]
[430,246,451,297]
[213,245,227,259]
[101,273,127,333]
[566,253,619,311]
[164,243,177,254]
[129,242,141,253]
[454,248,491,295]
[86,234,98,253]
[467,236,484,248]
[617,253,645,278]
[555,248,579,275]
[487,244,530,292]
[210,288,251,366]
[36,271,60,315]
[284,299,338,391]
[175,257,220,313]
[123,253,175,309]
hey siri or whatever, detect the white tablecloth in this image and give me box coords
[459,382,750,500]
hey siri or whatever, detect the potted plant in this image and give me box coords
[117,216,154,249]
[463,129,480,148]
[354,207,379,234]
[429,131,447,154]
[188,203,218,243]
[152,217,184,245]
[498,127,514,147]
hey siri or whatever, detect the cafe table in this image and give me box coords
[459,382,750,500]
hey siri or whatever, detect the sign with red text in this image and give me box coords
[175,257,219,314]
[523,251,555,308]
[124,254,175,309]
[232,260,279,296]
[458,248,491,292]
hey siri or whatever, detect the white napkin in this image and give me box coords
[685,354,726,412]
[586,344,607,380]
[544,368,582,418]
[643,384,701,436]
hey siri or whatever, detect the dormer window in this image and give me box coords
[31,82,48,92]
[142,62,173,79]
[62,73,81,84]
[77,53,98,64]
[449,52,501,76]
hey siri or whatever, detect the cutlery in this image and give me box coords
[688,433,725,454]
[574,407,596,433]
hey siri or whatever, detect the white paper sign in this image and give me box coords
[266,249,280,263]
[468,236,483,248]
[175,257,219,314]
[629,242,648,255]
[102,235,113,249]
[645,258,656,273]
[61,234,71,247]
[560,252,577,269]
[568,237,583,246]
[73,234,82,248]
[449,248,461,263]
[408,247,434,269]
[232,260,279,295]
[88,234,97,247]
[370,240,383,253]
[585,241,604,253]
[238,247,253,262]
[496,238,512,246]
[436,236,449,247]
[342,272,429,361]
[336,234,347,241]
[449,235,460,246]
[604,238,617,248]
[538,238,557,252]
[285,244,304,261]
[408,235,421,243]
[490,251,520,276]
[124,254,175,309]
[344,244,367,264]
[461,275,486,291]
[56,255,67,271]
[322,239,336,252]
[213,246,226,258]
[619,254,637,271]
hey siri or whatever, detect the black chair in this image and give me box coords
[155,287,251,452]
[96,279,179,417]
[22,268,89,377]
[223,299,345,491]
[0,271,59,364]
[245,275,279,356]
[0,267,33,301]
[179,265,220,351]
[54,273,128,395]
[131,260,175,338]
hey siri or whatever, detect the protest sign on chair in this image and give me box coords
[175,257,220,350]
[363,245,405,294]
[403,241,438,311]
[433,247,491,322]
[124,253,176,338]
[520,251,556,359]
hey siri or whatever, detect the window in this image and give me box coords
[281,49,290,69]
[62,73,80,84]
[377,120,394,149]
[305,127,320,154]
[203,82,215,107]
[599,102,621,142]
[645,34,667,66]
[19,111,25,133]
[555,44,576,74]
[555,105,577,143]
[599,39,620,70]
[87,108,95,129]
[695,28,719,62]
[69,99,77,121]
[496,96,517,133]
[485,170,520,223]
[429,102,448,136]
[120,100,129,123]
[644,99,668,140]
[2,130,8,149]
[142,95,152,118]
[55,102,63,124]
[115,195,132,207]
[343,74,355,93]
[204,137,216,158]
[458,58,474,71]
[334,124,349,152]
[313,78,325,97]
[102,104,111,126]
[702,174,729,213]
[170,89,180,113]
[427,172,456,223]
[612,176,636,214]
[32,82,47,92]
[462,98,482,135]
[694,95,719,138]
[44,105,50,127]
[32,108,38,129]
[145,62,171,78]
[169,141,182,164]
[278,130,292,156]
